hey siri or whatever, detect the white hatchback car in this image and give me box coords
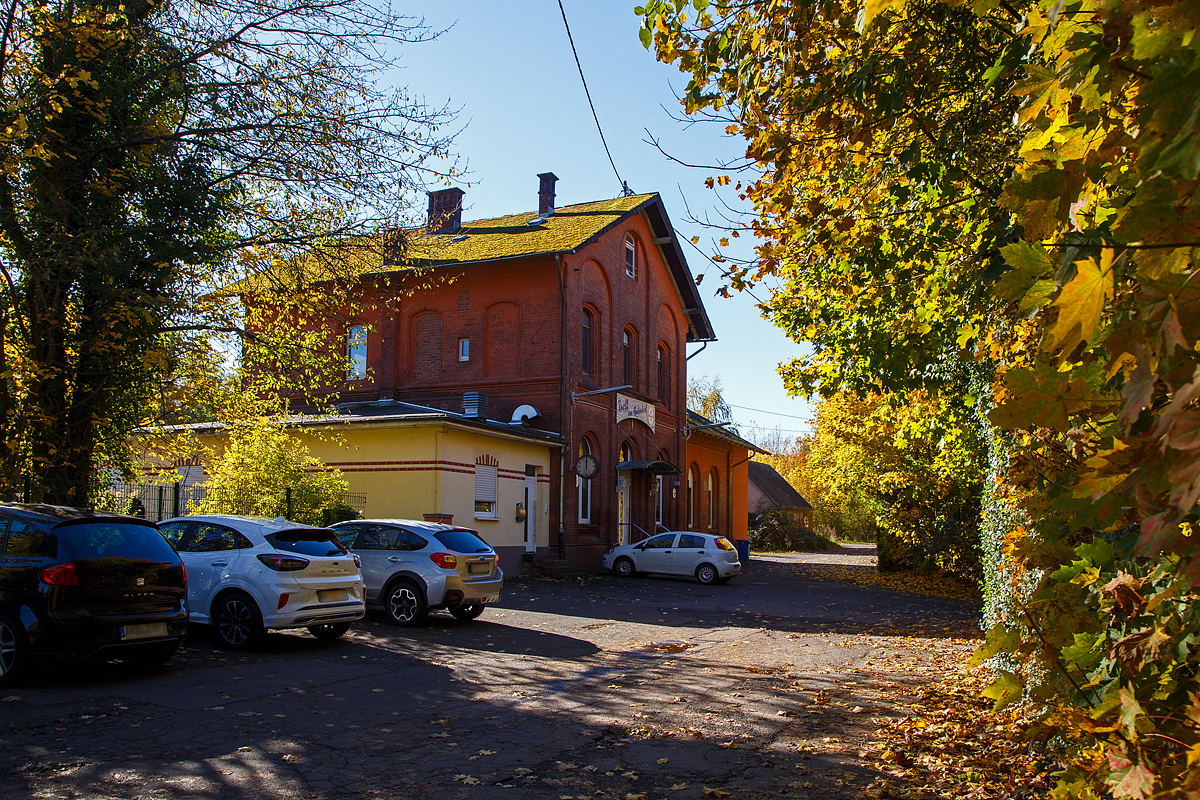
[602,531,741,584]
[158,515,365,649]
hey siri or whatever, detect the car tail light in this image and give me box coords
[40,563,79,586]
[180,562,187,584]
[429,552,458,569]
[714,538,736,551]
[277,594,289,610]
[257,554,310,571]
[352,553,361,568]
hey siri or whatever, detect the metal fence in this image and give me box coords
[91,482,366,523]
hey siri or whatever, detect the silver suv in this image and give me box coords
[330,520,503,626]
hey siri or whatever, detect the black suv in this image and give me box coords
[0,504,188,685]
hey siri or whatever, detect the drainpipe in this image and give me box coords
[556,253,568,559]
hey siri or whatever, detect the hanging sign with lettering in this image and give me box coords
[616,393,655,431]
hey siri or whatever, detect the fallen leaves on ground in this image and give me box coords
[863,654,1060,799]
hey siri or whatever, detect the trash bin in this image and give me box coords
[735,539,750,565]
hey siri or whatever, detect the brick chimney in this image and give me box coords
[537,172,558,216]
[427,188,464,233]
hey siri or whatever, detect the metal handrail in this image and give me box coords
[619,522,670,544]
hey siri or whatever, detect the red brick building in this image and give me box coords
[289,175,764,569]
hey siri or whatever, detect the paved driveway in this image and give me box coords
[0,546,980,799]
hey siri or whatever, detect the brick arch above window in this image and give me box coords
[411,311,443,384]
[484,300,521,379]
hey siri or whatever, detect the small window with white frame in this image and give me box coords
[625,234,637,279]
[347,325,367,380]
[474,460,498,519]
[458,338,470,362]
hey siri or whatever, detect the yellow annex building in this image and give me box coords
[157,400,563,575]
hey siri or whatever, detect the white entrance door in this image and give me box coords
[617,470,631,545]
[524,470,537,552]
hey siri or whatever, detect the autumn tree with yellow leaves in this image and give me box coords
[641,0,1200,795]
[0,0,455,504]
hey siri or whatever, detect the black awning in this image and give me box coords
[615,459,681,475]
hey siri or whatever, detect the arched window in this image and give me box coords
[581,309,594,375]
[346,325,367,380]
[578,438,593,524]
[708,470,718,529]
[625,234,637,279]
[623,329,632,387]
[657,344,668,403]
[687,467,696,528]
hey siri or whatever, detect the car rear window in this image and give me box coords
[433,529,491,553]
[56,521,178,562]
[268,528,347,557]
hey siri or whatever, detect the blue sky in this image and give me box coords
[387,1,814,439]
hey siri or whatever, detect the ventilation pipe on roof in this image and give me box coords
[462,392,488,419]
[537,172,557,215]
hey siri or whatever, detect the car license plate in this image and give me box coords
[121,622,168,640]
[469,563,491,575]
[318,589,347,603]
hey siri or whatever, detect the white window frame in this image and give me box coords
[578,440,592,524]
[458,338,470,361]
[347,325,367,380]
[625,234,636,279]
[474,463,498,520]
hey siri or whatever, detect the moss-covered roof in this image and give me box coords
[405,193,656,265]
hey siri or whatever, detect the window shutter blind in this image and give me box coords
[475,465,498,502]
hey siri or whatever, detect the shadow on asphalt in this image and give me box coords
[490,555,981,641]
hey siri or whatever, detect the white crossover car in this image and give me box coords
[331,520,503,626]
[602,531,741,584]
[158,515,365,649]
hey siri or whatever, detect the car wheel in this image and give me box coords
[0,614,30,687]
[385,580,427,627]
[696,563,719,585]
[212,592,264,650]
[126,641,180,667]
[308,622,352,640]
[448,604,486,621]
[613,556,636,578]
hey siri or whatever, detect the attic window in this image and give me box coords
[526,216,547,227]
[448,234,469,243]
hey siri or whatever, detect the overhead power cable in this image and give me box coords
[556,0,627,194]
[727,403,811,421]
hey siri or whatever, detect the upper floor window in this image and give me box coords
[623,330,632,386]
[625,235,637,279]
[582,309,594,375]
[657,345,668,403]
[347,325,367,380]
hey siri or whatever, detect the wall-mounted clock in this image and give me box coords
[576,454,598,479]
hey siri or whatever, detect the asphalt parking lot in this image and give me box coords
[0,546,981,799]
